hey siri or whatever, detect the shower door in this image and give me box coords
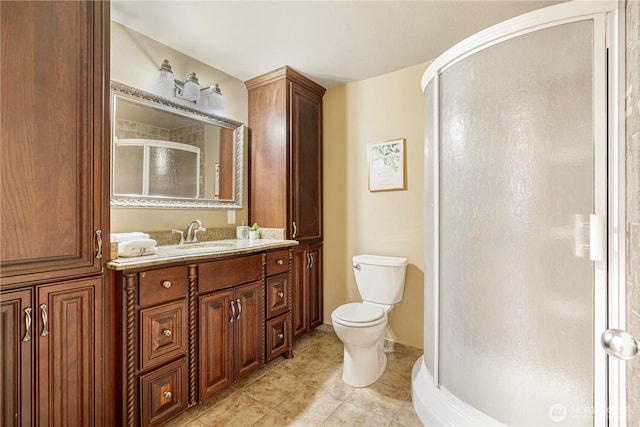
[431,16,607,427]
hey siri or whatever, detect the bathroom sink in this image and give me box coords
[175,241,236,250]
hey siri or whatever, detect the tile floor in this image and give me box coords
[165,327,424,426]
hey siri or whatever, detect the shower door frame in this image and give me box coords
[421,1,625,425]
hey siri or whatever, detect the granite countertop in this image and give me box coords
[106,239,299,271]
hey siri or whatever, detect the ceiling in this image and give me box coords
[111,1,563,89]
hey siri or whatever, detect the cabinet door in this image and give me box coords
[36,277,103,427]
[292,246,309,339]
[308,243,324,329]
[1,289,33,427]
[0,0,109,285]
[199,290,233,400]
[233,281,264,380]
[290,83,323,242]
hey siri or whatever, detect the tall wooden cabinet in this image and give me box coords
[246,66,325,337]
[0,1,110,426]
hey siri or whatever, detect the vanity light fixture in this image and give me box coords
[202,83,224,110]
[158,59,224,110]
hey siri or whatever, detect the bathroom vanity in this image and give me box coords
[108,239,296,427]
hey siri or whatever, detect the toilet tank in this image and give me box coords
[352,254,408,304]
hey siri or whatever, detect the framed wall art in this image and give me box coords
[368,138,406,192]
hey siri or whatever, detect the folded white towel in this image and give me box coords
[111,232,151,243]
[117,239,158,257]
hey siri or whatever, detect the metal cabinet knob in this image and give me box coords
[601,329,639,360]
[276,259,284,265]
[163,391,172,399]
[162,280,172,289]
[162,329,172,337]
[277,292,284,298]
[277,333,284,340]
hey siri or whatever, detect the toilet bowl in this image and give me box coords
[331,255,408,387]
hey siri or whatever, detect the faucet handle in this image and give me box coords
[192,227,206,243]
[171,229,184,245]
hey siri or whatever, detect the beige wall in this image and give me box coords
[110,21,249,233]
[323,61,430,349]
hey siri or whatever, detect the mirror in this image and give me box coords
[110,81,245,209]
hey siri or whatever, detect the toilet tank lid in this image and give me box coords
[352,254,408,267]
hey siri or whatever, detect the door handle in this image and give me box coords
[230,300,236,323]
[601,329,639,360]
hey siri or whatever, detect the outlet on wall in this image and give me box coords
[227,210,236,224]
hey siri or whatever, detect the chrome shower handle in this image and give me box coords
[601,329,639,360]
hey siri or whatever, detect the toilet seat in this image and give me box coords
[332,303,387,328]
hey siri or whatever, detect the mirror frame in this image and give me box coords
[110,81,245,209]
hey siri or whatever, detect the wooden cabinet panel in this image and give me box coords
[199,255,262,293]
[139,359,187,427]
[233,281,264,380]
[266,273,290,319]
[36,277,103,427]
[291,84,323,242]
[140,301,188,371]
[1,289,33,427]
[139,267,188,308]
[308,244,323,329]
[246,66,325,242]
[199,290,233,400]
[266,313,291,362]
[292,247,309,339]
[0,0,109,285]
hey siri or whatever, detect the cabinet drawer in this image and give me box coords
[266,313,291,362]
[139,266,188,307]
[265,249,289,276]
[140,300,187,371]
[199,254,262,293]
[266,273,290,319]
[139,358,187,427]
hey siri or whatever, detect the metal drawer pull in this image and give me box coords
[95,230,103,259]
[277,333,284,340]
[230,300,236,323]
[39,304,49,337]
[22,307,33,342]
[236,299,242,319]
[292,222,297,239]
[162,329,172,337]
[277,292,284,299]
[162,280,172,289]
[163,391,172,399]
[276,259,284,265]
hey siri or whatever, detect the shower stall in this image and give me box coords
[412,2,624,426]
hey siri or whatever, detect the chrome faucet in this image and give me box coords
[185,219,206,243]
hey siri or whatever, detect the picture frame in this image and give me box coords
[368,138,406,192]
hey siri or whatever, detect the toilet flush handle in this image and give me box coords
[353,263,361,270]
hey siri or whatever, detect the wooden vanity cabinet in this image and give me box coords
[198,255,265,402]
[1,277,104,427]
[292,243,323,339]
[264,249,293,361]
[246,66,325,340]
[1,2,111,425]
[120,265,190,427]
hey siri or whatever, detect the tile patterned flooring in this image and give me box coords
[165,328,424,426]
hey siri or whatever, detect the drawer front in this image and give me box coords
[139,266,188,307]
[266,313,291,362]
[139,358,188,427]
[266,273,290,319]
[199,254,262,293]
[265,249,289,276]
[140,300,188,371]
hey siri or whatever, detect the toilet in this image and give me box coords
[331,254,408,387]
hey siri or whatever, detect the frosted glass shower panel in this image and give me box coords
[148,145,199,198]
[438,21,594,426]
